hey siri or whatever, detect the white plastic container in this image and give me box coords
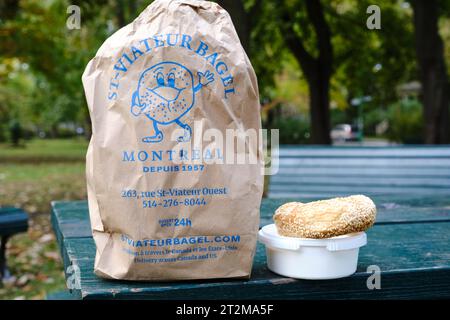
[258,224,367,280]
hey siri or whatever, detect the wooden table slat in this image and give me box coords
[51,195,450,299]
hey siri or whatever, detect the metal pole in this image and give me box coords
[0,236,9,281]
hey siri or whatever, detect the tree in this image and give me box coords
[278,0,333,144]
[0,0,146,139]
[221,0,333,144]
[412,0,449,144]
[216,0,286,101]
[114,0,142,28]
[329,0,417,134]
[216,0,251,52]
[219,1,421,144]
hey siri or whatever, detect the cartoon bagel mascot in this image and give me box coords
[131,61,214,143]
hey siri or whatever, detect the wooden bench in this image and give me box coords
[51,195,450,299]
[0,207,28,280]
[269,146,450,198]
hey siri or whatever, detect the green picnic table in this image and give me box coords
[51,194,450,299]
[0,207,28,280]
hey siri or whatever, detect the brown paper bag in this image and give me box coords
[82,0,263,280]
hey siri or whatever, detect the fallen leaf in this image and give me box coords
[17,274,32,287]
[44,251,60,261]
[44,277,55,284]
[38,234,54,243]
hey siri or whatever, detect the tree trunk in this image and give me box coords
[309,71,331,144]
[216,0,251,53]
[50,123,59,139]
[412,0,449,144]
[282,0,332,144]
[116,0,126,28]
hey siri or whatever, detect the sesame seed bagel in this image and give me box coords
[273,195,376,239]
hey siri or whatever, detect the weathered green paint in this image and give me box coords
[52,195,450,299]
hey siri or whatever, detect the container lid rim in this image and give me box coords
[258,224,367,251]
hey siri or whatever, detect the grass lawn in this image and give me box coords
[0,138,87,162]
[0,138,88,299]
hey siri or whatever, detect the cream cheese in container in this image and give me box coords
[258,224,367,280]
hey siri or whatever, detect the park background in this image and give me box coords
[0,0,449,299]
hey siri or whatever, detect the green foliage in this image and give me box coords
[243,0,422,138]
[272,56,309,112]
[331,0,417,109]
[0,0,149,140]
[8,118,22,146]
[386,98,423,144]
[364,107,388,136]
[0,0,448,144]
[330,107,353,126]
[245,0,287,100]
[268,116,310,144]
